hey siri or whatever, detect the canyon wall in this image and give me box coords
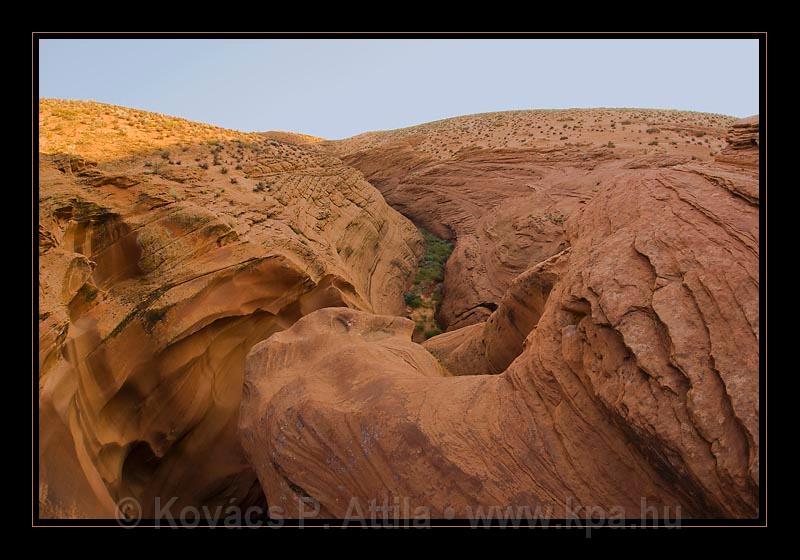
[38,100,422,517]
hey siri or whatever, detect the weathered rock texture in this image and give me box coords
[328,109,737,331]
[241,112,759,519]
[39,102,760,521]
[38,100,422,517]
[717,115,760,169]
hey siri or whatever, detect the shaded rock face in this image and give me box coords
[38,101,423,517]
[422,249,567,375]
[242,114,759,519]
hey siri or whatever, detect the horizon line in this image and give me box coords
[38,96,750,141]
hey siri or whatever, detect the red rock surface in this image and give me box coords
[716,115,759,170]
[328,109,737,331]
[38,102,760,521]
[241,113,759,519]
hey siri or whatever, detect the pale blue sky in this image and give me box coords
[38,39,759,139]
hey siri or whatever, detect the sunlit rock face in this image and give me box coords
[38,100,422,517]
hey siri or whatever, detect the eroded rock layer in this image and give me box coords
[38,100,423,517]
[39,102,760,521]
[242,114,759,519]
[717,115,760,169]
[328,109,738,331]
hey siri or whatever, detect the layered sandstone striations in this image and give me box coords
[328,109,736,331]
[38,100,423,517]
[241,113,759,519]
[39,102,760,521]
[716,115,759,169]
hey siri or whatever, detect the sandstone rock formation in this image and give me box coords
[38,100,422,517]
[240,112,759,519]
[38,102,760,521]
[716,115,759,169]
[328,109,736,331]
